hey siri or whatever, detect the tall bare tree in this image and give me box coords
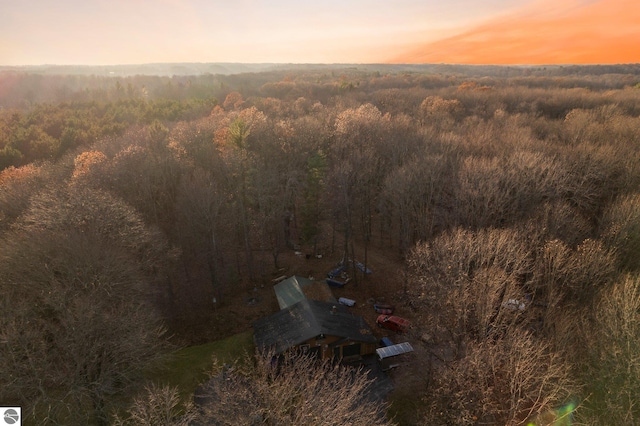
[196,350,393,426]
[421,332,578,425]
[578,274,640,425]
[408,227,534,350]
[0,185,170,425]
[601,193,640,272]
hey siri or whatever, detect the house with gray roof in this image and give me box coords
[253,298,377,361]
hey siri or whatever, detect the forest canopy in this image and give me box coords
[1,64,640,425]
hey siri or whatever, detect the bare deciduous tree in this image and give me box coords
[456,150,567,229]
[175,168,228,302]
[113,384,197,426]
[0,163,49,232]
[578,274,640,425]
[419,96,463,130]
[196,351,393,426]
[535,238,615,302]
[601,193,640,272]
[421,332,578,426]
[379,154,449,252]
[0,185,170,425]
[330,104,387,277]
[408,227,534,351]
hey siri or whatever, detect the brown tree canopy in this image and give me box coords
[0,184,171,424]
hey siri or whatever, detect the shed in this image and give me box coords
[376,342,414,371]
[253,299,377,361]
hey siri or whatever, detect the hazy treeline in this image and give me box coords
[3,63,640,107]
[1,65,640,424]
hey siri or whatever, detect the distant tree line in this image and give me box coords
[0,97,217,169]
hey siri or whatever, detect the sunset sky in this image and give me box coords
[0,0,637,65]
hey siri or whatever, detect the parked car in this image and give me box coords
[376,314,411,333]
[374,303,394,315]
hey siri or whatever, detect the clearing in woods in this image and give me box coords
[167,226,428,424]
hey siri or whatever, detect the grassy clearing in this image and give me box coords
[145,330,255,400]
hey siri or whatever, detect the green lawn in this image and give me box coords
[145,330,255,400]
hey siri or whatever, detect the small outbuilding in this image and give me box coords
[253,298,377,361]
[376,342,414,371]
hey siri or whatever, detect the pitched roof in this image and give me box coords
[273,275,313,310]
[274,275,336,309]
[253,299,377,354]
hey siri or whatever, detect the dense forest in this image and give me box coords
[1,64,640,425]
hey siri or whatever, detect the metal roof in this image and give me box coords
[375,342,414,359]
[273,275,313,310]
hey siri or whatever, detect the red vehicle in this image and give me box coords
[376,314,411,333]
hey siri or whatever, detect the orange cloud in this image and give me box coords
[392,0,640,64]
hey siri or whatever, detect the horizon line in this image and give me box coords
[3,62,640,68]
